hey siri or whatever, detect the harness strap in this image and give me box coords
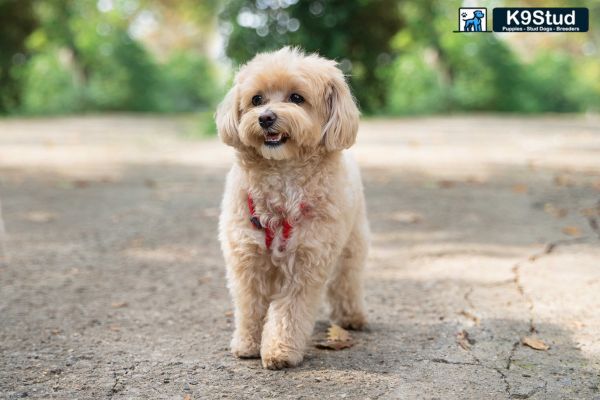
[247,193,295,250]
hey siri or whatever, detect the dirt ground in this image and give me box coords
[1,115,599,399]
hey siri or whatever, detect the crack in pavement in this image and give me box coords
[528,236,589,263]
[109,371,119,398]
[460,240,573,398]
[511,263,536,334]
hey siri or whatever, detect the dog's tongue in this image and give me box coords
[265,133,283,142]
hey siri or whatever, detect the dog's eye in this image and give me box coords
[251,95,263,106]
[289,93,304,104]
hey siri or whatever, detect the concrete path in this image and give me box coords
[0,115,599,399]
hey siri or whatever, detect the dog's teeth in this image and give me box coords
[265,134,282,142]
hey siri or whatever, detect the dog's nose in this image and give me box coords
[258,110,277,129]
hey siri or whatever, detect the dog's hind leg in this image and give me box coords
[326,210,369,330]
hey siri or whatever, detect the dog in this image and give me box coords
[463,10,485,31]
[215,47,369,370]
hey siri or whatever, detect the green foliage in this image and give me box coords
[158,52,221,112]
[20,51,81,114]
[1,0,222,115]
[444,35,527,112]
[384,52,445,115]
[523,53,586,112]
[385,0,599,115]
[220,0,402,112]
[1,0,599,117]
[0,0,37,114]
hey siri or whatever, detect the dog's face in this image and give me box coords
[215,47,359,160]
[474,10,484,18]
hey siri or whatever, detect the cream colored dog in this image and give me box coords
[216,47,369,370]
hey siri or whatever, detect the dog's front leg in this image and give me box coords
[260,251,331,370]
[227,252,272,359]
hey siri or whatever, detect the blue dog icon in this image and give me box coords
[463,10,485,31]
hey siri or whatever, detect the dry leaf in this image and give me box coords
[24,211,57,223]
[224,310,233,317]
[458,310,481,325]
[512,184,528,194]
[437,180,456,189]
[543,203,568,218]
[183,394,192,400]
[522,336,549,351]
[111,301,128,309]
[456,330,475,350]
[562,226,582,237]
[315,324,354,350]
[109,325,121,332]
[73,179,90,188]
[328,324,351,342]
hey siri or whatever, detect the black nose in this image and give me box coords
[258,110,277,128]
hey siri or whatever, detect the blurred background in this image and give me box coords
[0,0,599,129]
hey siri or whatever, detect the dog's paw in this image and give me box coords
[337,313,368,331]
[260,341,303,370]
[261,351,303,370]
[231,336,261,359]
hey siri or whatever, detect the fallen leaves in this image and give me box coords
[315,324,355,350]
[522,336,549,351]
[561,226,582,237]
[456,330,475,350]
[512,184,528,194]
[111,301,128,309]
[437,180,456,189]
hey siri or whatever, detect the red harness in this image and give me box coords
[247,193,296,250]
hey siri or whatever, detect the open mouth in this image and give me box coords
[263,132,289,147]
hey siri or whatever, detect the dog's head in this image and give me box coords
[473,10,484,18]
[215,47,359,160]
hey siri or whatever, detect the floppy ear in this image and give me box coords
[322,72,360,151]
[215,85,241,147]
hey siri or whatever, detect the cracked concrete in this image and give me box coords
[1,115,599,399]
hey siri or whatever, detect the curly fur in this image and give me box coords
[216,47,369,369]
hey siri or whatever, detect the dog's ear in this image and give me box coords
[322,72,360,151]
[215,85,241,147]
